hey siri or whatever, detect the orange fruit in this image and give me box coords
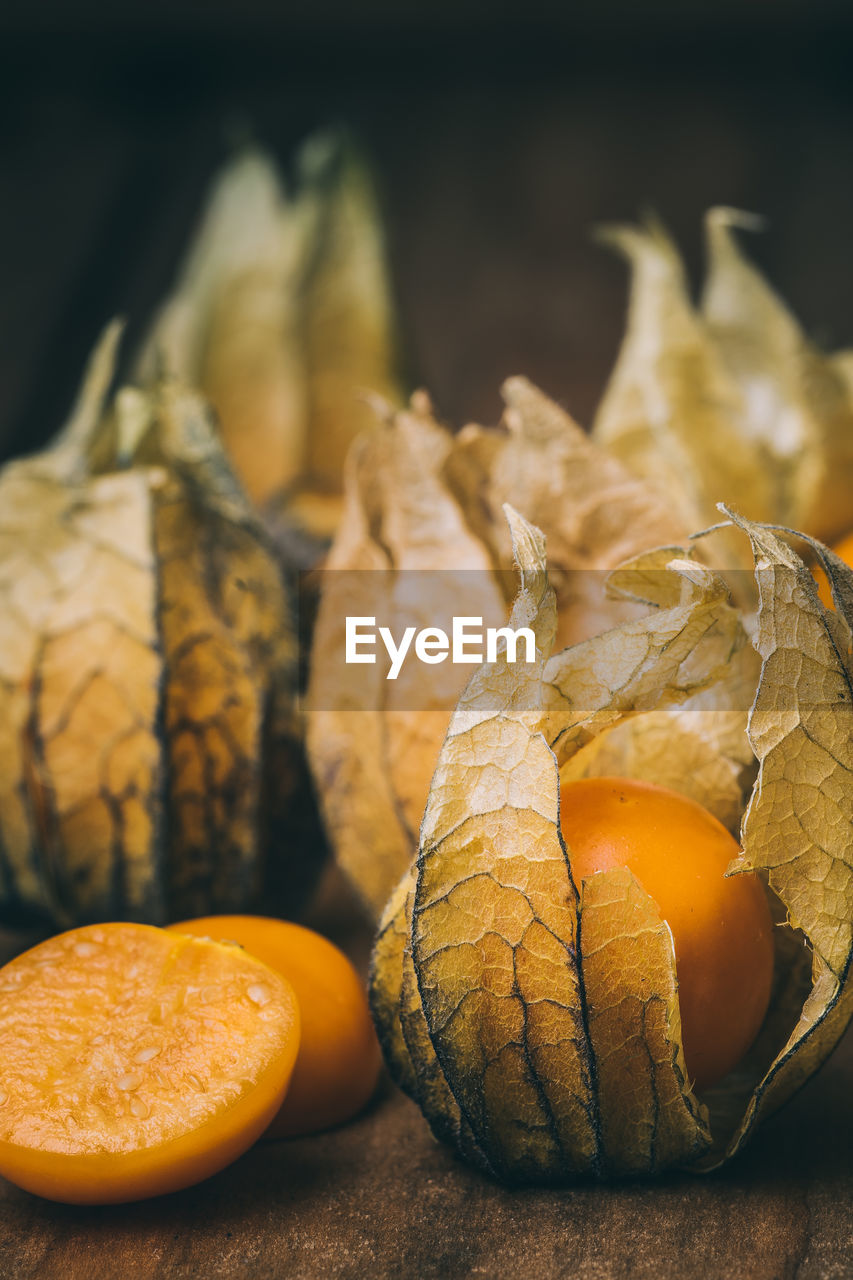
[559,777,775,1092]
[815,530,853,609]
[0,923,300,1203]
[171,917,381,1138]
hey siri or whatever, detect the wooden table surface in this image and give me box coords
[1,873,852,1280]
[2,14,853,1277]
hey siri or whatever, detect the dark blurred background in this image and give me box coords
[3,1,853,462]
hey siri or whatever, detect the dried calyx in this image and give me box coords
[0,324,322,928]
[136,132,403,564]
[307,379,686,919]
[370,506,853,1181]
[593,208,853,549]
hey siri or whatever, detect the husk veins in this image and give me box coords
[370,506,853,1180]
[0,325,320,927]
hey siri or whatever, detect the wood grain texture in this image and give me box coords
[0,1028,849,1278]
[1,891,851,1280]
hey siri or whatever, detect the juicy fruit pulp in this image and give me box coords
[559,777,775,1093]
[171,916,381,1137]
[0,923,300,1203]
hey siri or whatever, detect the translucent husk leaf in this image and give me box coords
[445,377,688,648]
[308,380,690,918]
[703,510,853,1164]
[136,149,311,508]
[307,394,506,919]
[0,326,319,928]
[593,211,853,547]
[137,134,402,550]
[702,212,853,544]
[370,505,853,1181]
[0,326,164,922]
[298,135,402,506]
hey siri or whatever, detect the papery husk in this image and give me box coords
[369,504,853,1181]
[446,377,687,648]
[593,210,853,548]
[0,325,321,928]
[307,380,687,919]
[307,394,506,919]
[137,133,402,557]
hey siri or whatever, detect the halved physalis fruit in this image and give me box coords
[171,916,381,1137]
[0,923,300,1203]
